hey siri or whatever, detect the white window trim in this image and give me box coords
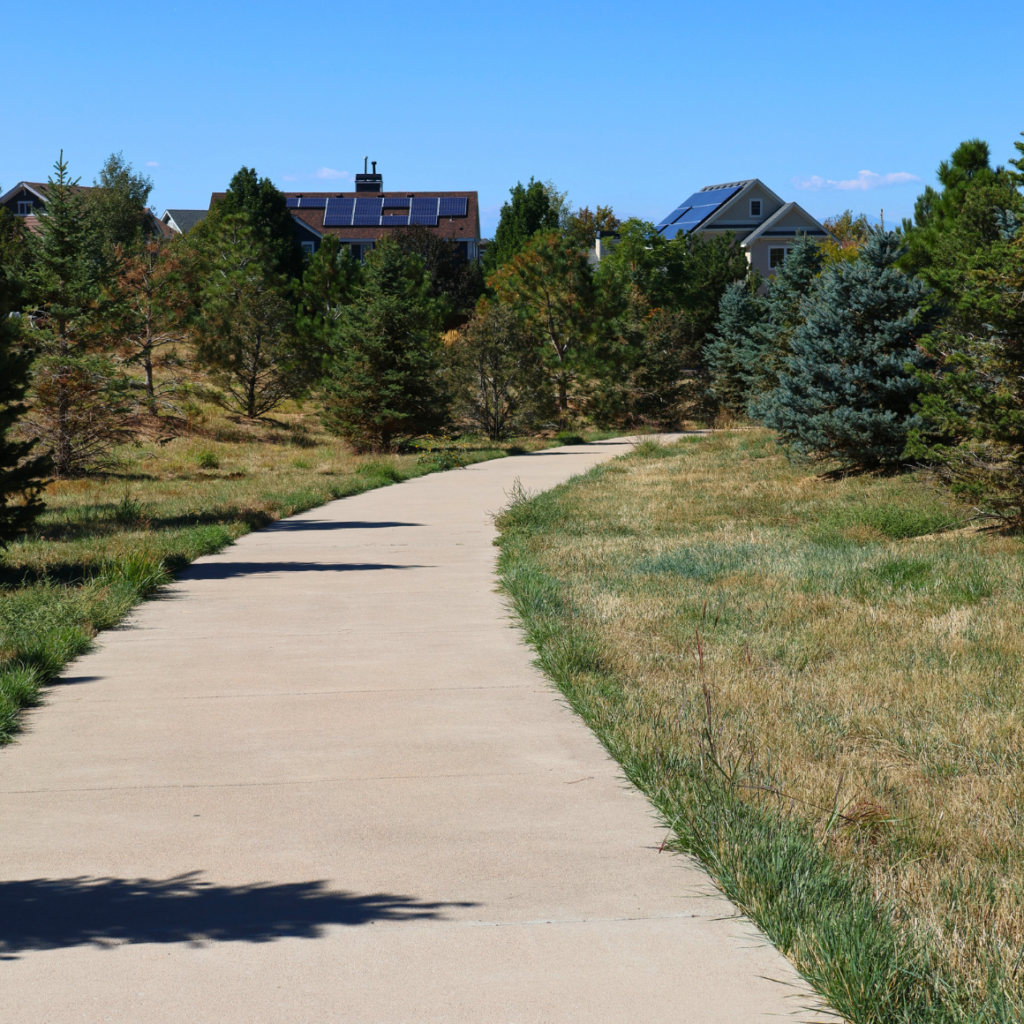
[300,241,315,256]
[750,199,761,217]
[16,200,33,216]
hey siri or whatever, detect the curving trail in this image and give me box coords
[0,437,822,1023]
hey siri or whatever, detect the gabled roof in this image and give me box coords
[161,209,208,235]
[656,180,759,239]
[0,182,51,206]
[741,202,829,244]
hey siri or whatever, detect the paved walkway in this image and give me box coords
[1,439,822,1023]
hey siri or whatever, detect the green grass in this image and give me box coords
[0,408,615,743]
[494,430,1023,1024]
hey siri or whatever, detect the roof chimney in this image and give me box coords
[355,156,383,194]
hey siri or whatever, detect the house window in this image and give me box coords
[769,247,787,268]
[16,201,33,216]
[348,244,361,261]
[750,200,761,217]
[301,241,315,257]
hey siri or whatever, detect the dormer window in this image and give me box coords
[750,200,761,217]
[17,201,34,216]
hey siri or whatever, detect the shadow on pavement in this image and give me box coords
[180,561,425,580]
[0,873,475,955]
[268,520,423,532]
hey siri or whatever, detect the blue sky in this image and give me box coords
[3,0,1021,237]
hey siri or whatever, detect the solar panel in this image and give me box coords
[381,215,409,226]
[353,215,382,226]
[656,204,691,227]
[438,197,467,217]
[410,215,438,226]
[323,197,355,227]
[286,197,301,208]
[299,196,327,209]
[382,197,410,208]
[655,185,742,235]
[354,197,383,215]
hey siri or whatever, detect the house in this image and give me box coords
[655,179,829,278]
[161,209,208,235]
[0,180,172,237]
[209,162,481,262]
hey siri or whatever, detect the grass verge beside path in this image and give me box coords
[0,414,618,744]
[495,431,1023,1024]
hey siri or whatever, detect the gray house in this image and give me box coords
[656,179,829,278]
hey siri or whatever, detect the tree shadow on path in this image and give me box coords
[0,873,475,956]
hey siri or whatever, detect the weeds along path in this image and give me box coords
[0,435,823,1024]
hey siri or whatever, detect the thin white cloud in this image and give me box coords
[145,161,159,167]
[315,167,350,180]
[791,170,921,192]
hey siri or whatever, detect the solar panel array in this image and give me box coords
[293,194,467,228]
[656,185,741,238]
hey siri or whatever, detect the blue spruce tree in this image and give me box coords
[755,229,931,469]
[708,235,822,414]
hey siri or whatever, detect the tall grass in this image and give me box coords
[495,430,1023,1023]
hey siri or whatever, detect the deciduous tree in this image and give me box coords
[447,299,547,439]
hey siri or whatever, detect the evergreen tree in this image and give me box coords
[750,234,825,399]
[705,280,767,413]
[596,217,751,423]
[0,236,49,547]
[907,133,1024,524]
[207,167,303,279]
[483,178,561,273]
[87,152,154,255]
[23,153,132,477]
[196,215,307,419]
[296,235,362,370]
[392,224,483,325]
[755,230,932,469]
[489,229,607,419]
[321,238,448,451]
[903,139,1017,277]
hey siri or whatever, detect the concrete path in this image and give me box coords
[1,438,823,1023]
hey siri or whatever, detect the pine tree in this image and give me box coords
[756,229,932,469]
[321,238,448,452]
[296,235,363,370]
[208,167,303,280]
[0,247,49,547]
[23,153,131,477]
[489,230,605,419]
[196,215,307,419]
[906,132,1024,524]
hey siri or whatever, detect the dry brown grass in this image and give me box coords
[497,429,1024,1020]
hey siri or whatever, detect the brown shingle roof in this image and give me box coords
[209,190,480,243]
